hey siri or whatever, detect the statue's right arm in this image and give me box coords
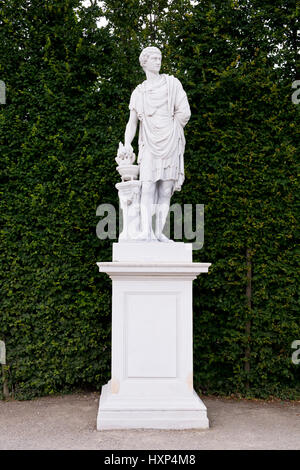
[124,110,138,152]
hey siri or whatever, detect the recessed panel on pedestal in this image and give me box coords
[126,293,177,378]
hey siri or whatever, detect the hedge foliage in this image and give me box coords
[0,0,299,399]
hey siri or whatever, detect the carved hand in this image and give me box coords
[124,143,134,155]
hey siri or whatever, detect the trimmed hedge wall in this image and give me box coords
[0,0,299,399]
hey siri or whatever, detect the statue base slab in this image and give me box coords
[112,241,192,262]
[97,382,208,430]
[96,242,211,430]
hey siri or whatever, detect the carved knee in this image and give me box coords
[142,182,156,197]
[159,185,173,199]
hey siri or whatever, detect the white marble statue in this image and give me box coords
[98,53,211,430]
[123,46,191,242]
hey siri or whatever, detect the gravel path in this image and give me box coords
[0,393,299,450]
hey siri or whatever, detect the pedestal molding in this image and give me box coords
[97,262,211,280]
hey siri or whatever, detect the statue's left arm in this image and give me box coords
[173,78,191,128]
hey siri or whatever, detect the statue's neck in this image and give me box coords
[145,70,161,83]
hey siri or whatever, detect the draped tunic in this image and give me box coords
[129,74,191,192]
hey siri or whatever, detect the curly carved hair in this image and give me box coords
[139,46,162,68]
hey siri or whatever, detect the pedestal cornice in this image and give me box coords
[97,262,211,280]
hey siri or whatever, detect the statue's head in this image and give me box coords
[139,46,162,73]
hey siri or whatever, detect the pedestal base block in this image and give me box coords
[97,383,209,430]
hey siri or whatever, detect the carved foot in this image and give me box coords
[135,231,158,242]
[155,232,174,243]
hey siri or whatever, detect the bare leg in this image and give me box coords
[155,180,174,242]
[137,181,157,240]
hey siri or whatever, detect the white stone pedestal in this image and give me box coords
[96,242,211,430]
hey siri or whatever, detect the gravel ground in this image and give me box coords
[0,392,299,450]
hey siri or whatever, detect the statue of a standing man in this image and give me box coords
[124,46,191,242]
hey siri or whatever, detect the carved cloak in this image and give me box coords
[129,74,191,191]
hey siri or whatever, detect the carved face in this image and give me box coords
[144,53,161,73]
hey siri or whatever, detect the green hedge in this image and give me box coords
[0,0,299,399]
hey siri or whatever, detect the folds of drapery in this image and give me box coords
[129,74,191,192]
